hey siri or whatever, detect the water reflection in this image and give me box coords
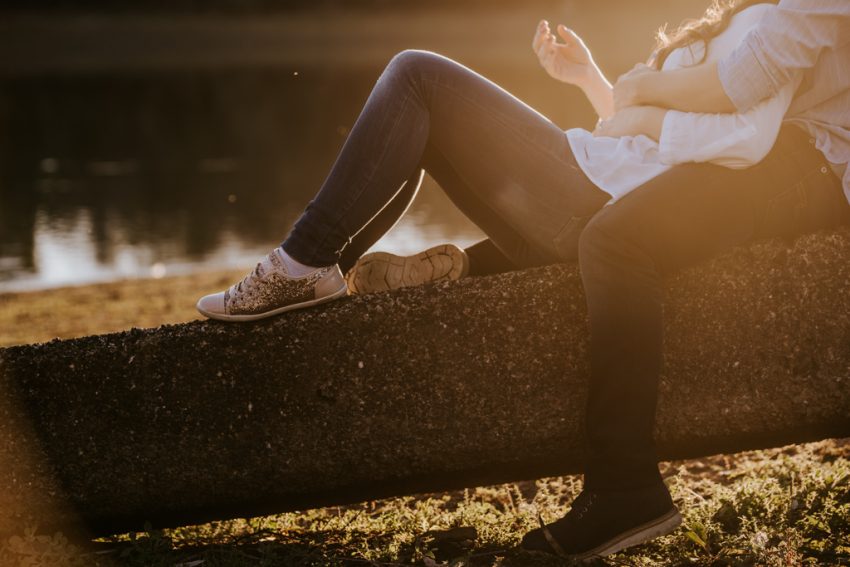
[0,0,716,292]
[0,67,489,291]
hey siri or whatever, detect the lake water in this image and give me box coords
[0,2,708,292]
[0,67,495,292]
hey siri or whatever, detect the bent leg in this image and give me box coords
[578,125,849,491]
[283,49,607,269]
[408,51,609,267]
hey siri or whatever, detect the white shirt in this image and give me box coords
[566,4,800,204]
[717,0,850,204]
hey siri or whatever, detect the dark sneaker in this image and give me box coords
[196,248,347,322]
[519,481,682,562]
[345,243,469,294]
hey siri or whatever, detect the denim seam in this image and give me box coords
[552,215,592,262]
[307,88,415,265]
[764,167,820,208]
[759,165,831,239]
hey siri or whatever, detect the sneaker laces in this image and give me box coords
[534,490,598,557]
[232,250,278,298]
[536,491,597,531]
[573,491,597,520]
[234,262,264,295]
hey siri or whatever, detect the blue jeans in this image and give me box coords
[282,49,609,271]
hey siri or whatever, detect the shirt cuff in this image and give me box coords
[717,37,776,112]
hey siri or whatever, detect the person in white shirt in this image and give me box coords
[524,0,849,560]
[195,1,849,560]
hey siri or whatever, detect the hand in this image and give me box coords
[613,63,656,111]
[532,19,596,88]
[593,105,667,141]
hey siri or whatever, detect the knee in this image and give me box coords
[578,211,621,268]
[385,49,442,82]
[579,207,659,285]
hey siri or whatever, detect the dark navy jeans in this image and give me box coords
[578,124,849,490]
[283,49,850,492]
[282,49,609,272]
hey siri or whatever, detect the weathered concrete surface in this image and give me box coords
[1,226,849,537]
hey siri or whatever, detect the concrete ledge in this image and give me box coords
[1,226,849,536]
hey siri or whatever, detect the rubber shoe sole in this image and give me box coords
[543,507,683,563]
[345,243,469,294]
[197,283,348,322]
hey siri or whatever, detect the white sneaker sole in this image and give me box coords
[346,243,469,294]
[570,507,683,562]
[196,283,348,322]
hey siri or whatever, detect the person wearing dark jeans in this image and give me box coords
[579,125,848,487]
[197,47,616,322]
[514,123,849,557]
[520,0,850,557]
[194,0,849,560]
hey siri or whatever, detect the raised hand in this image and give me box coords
[532,19,595,88]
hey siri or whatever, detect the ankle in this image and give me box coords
[277,246,326,277]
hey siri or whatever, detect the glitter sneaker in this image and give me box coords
[196,248,348,322]
[345,243,469,294]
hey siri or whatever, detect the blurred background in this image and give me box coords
[0,0,708,292]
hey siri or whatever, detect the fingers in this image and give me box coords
[537,37,554,57]
[533,19,553,53]
[556,24,579,45]
[613,63,655,110]
[533,23,557,71]
[532,20,545,51]
[533,32,550,55]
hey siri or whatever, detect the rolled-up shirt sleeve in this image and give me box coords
[659,72,800,168]
[717,0,850,111]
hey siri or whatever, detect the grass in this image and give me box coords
[0,269,245,348]
[0,272,848,566]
